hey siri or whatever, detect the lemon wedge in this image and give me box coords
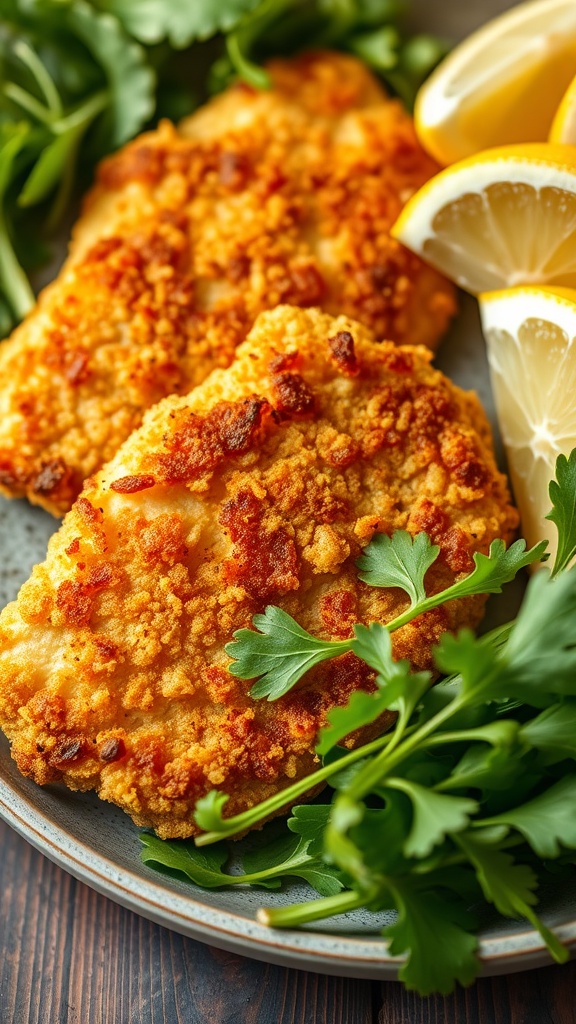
[479,285,576,560]
[392,144,576,295]
[415,0,576,166]
[550,72,576,143]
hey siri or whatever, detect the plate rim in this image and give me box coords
[1,761,575,981]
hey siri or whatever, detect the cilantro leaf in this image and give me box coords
[385,882,479,995]
[225,605,351,701]
[97,0,262,48]
[356,530,439,606]
[546,449,576,576]
[481,776,576,858]
[384,779,478,858]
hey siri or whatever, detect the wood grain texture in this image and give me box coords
[1,817,575,1024]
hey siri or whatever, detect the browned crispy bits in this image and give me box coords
[99,737,126,763]
[271,372,315,417]
[110,475,156,493]
[328,331,360,376]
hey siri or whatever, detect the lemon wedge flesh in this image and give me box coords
[479,285,576,561]
[392,144,576,295]
[415,0,576,166]
[550,72,576,143]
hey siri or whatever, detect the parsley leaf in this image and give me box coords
[315,689,394,757]
[241,825,344,895]
[384,779,478,858]
[546,449,576,576]
[520,702,576,764]
[480,776,576,858]
[66,1,155,147]
[453,830,567,963]
[356,530,439,606]
[456,829,539,917]
[503,569,576,703]
[433,538,548,604]
[433,628,499,700]
[97,0,262,48]
[225,605,351,701]
[175,457,576,996]
[316,625,431,756]
[385,882,479,995]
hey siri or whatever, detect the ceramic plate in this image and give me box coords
[2,0,575,983]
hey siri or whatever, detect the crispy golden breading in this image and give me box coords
[0,51,455,515]
[0,306,516,838]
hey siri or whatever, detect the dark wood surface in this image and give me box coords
[1,819,574,1024]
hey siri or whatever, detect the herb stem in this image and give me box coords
[194,731,395,846]
[13,40,63,117]
[256,888,365,928]
[0,211,34,320]
[3,83,51,124]
[52,90,109,135]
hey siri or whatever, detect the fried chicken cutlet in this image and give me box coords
[0,51,456,516]
[0,306,516,839]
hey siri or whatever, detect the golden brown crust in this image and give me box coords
[0,51,455,515]
[0,306,516,838]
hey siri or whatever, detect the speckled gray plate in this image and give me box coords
[2,0,575,982]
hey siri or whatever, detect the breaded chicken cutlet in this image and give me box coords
[0,51,456,516]
[0,306,517,839]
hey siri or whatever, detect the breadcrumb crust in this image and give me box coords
[0,51,455,515]
[0,307,517,838]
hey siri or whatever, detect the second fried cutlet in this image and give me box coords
[0,306,516,839]
[0,51,455,515]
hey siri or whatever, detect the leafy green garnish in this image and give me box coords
[225,605,351,700]
[225,534,546,700]
[167,453,576,996]
[0,0,155,329]
[0,0,448,336]
[95,0,262,47]
[384,780,478,858]
[481,777,576,859]
[355,529,439,606]
[141,810,343,895]
[384,882,479,995]
[546,449,576,576]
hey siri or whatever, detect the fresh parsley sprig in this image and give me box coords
[225,532,546,700]
[139,450,576,995]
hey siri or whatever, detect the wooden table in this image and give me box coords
[2,819,575,1023]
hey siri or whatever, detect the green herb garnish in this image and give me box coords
[0,0,446,336]
[225,533,546,700]
[141,451,576,996]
